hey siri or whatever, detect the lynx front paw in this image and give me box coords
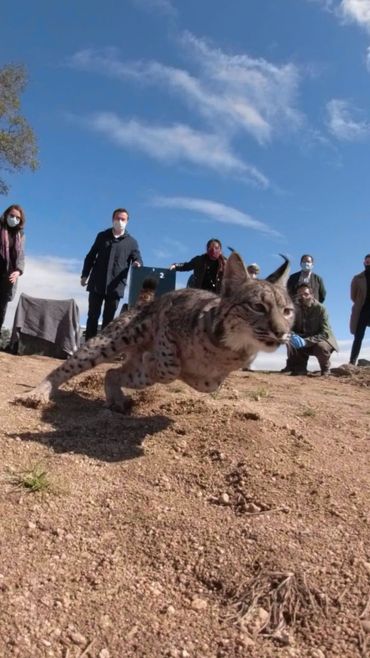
[103,397,134,414]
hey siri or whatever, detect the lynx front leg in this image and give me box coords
[104,342,181,412]
[103,354,161,412]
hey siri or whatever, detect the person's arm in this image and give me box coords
[10,234,25,282]
[287,273,296,299]
[169,256,198,272]
[318,276,326,303]
[81,233,100,281]
[129,240,143,267]
[350,276,357,303]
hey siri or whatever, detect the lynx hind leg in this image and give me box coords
[14,315,143,409]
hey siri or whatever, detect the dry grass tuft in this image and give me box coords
[225,569,328,643]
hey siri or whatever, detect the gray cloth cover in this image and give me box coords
[11,293,80,355]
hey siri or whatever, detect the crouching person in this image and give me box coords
[287,284,338,376]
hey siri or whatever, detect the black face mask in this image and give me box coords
[365,265,370,271]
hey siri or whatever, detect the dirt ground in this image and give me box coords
[0,353,369,658]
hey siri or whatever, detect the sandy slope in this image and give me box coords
[0,352,369,658]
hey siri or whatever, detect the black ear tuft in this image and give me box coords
[265,255,290,286]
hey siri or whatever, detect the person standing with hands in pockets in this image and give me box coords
[0,204,26,334]
[81,208,143,340]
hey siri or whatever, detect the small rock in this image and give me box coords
[99,650,110,658]
[242,606,269,634]
[191,596,208,611]
[69,631,87,646]
[219,493,230,505]
[27,521,36,530]
[166,605,176,615]
[362,561,370,575]
[361,619,370,633]
[245,503,261,513]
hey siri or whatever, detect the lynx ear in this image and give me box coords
[265,255,290,287]
[221,252,250,296]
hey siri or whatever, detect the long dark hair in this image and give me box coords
[1,204,26,230]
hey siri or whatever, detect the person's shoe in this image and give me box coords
[321,369,331,377]
[290,370,307,376]
[280,366,292,373]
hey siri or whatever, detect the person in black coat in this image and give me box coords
[169,239,226,294]
[81,208,143,339]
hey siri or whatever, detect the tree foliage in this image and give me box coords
[0,64,38,194]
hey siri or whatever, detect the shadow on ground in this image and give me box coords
[9,389,173,462]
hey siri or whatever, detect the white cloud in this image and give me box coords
[326,99,370,140]
[310,0,370,31]
[85,112,269,187]
[68,36,302,145]
[5,256,88,331]
[339,0,370,31]
[151,196,281,237]
[180,32,303,139]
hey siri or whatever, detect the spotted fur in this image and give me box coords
[15,254,294,412]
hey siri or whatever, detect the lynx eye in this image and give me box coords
[251,303,266,314]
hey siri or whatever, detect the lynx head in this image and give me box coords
[218,253,294,353]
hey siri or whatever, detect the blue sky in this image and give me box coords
[2,0,370,365]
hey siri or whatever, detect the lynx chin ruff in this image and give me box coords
[15,253,294,413]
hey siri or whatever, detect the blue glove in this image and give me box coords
[290,334,306,349]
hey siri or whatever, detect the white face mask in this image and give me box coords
[7,214,20,228]
[113,219,127,234]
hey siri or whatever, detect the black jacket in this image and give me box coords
[174,253,226,293]
[287,271,326,303]
[82,229,143,298]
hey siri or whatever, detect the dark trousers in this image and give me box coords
[85,292,120,340]
[350,305,370,364]
[0,298,8,333]
[288,341,333,374]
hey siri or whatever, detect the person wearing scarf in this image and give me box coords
[170,239,226,294]
[0,204,25,333]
